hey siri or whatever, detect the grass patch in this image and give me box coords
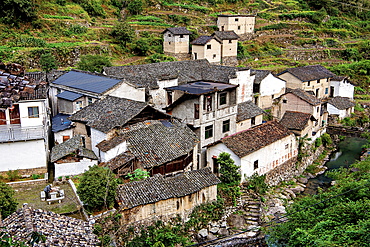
[128,21,174,27]
[43,14,74,20]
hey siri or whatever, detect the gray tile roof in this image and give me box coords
[191,36,219,45]
[103,60,249,89]
[286,88,321,106]
[237,101,265,122]
[51,134,97,162]
[103,151,135,171]
[328,96,355,110]
[98,119,199,169]
[213,31,239,40]
[280,111,313,131]
[215,121,291,158]
[69,96,149,133]
[3,204,98,246]
[116,167,220,209]
[52,113,72,133]
[52,70,122,94]
[56,91,83,101]
[251,69,270,84]
[163,27,192,35]
[278,65,335,82]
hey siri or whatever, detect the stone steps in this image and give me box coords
[246,220,259,225]
[244,212,260,217]
[245,217,259,221]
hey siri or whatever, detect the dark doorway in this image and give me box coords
[10,105,20,124]
[0,110,6,125]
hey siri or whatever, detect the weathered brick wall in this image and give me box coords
[222,56,238,66]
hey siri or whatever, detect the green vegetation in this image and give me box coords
[321,133,332,147]
[267,159,370,246]
[244,173,269,195]
[217,152,241,184]
[76,54,111,73]
[126,168,150,181]
[43,14,74,20]
[77,165,118,211]
[0,181,18,218]
[40,53,58,73]
[110,21,135,45]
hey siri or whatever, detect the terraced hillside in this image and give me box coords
[1,0,370,85]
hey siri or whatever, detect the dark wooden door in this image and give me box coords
[10,105,20,124]
[0,110,6,125]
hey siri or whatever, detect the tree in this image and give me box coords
[77,165,118,210]
[0,181,18,219]
[40,53,57,73]
[127,0,143,15]
[0,0,37,25]
[217,152,241,185]
[76,54,112,73]
[110,21,135,46]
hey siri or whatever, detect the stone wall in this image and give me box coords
[0,167,47,178]
[265,145,326,186]
[222,56,238,66]
[164,52,191,61]
[7,178,48,188]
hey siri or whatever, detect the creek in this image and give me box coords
[302,137,368,195]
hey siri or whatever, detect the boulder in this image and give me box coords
[207,233,217,241]
[298,177,308,184]
[210,227,219,235]
[227,214,246,229]
[221,221,227,228]
[198,229,208,239]
[218,228,229,236]
[285,189,296,198]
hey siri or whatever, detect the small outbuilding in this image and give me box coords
[191,36,222,64]
[327,96,355,120]
[163,27,192,60]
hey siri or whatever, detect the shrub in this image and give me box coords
[0,0,37,24]
[145,54,176,63]
[217,152,241,185]
[111,21,135,45]
[314,137,322,148]
[321,133,332,147]
[77,165,118,210]
[43,14,74,20]
[77,54,112,73]
[0,181,18,218]
[40,53,58,73]
[128,0,143,15]
[244,173,268,195]
[6,170,20,181]
[69,24,88,34]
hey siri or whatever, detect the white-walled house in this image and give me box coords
[217,14,255,35]
[251,69,286,109]
[191,36,222,64]
[207,121,298,181]
[163,27,192,60]
[0,71,49,175]
[236,101,265,132]
[327,97,355,120]
[329,75,354,99]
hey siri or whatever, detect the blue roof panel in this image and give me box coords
[52,113,72,132]
[56,91,83,101]
[53,71,121,94]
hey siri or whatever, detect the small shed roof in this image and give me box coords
[56,91,83,101]
[286,88,321,106]
[116,167,220,209]
[51,113,72,133]
[237,101,265,122]
[167,81,237,95]
[191,36,221,45]
[251,69,270,84]
[280,111,314,131]
[278,65,335,82]
[328,96,355,110]
[163,27,192,35]
[213,31,239,40]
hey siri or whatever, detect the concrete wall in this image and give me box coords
[58,98,75,115]
[54,158,97,178]
[278,72,303,90]
[100,141,127,163]
[218,16,255,35]
[149,78,178,111]
[192,39,221,64]
[109,82,146,102]
[18,100,47,127]
[54,128,73,144]
[163,31,189,54]
[330,80,354,99]
[73,122,91,150]
[192,45,205,60]
[231,70,253,104]
[221,39,237,57]
[120,185,217,225]
[91,128,107,158]
[236,114,263,132]
[327,104,354,119]
[207,143,242,170]
[0,140,47,172]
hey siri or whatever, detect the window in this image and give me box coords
[88,97,93,105]
[213,54,216,59]
[317,107,320,113]
[28,107,39,118]
[283,99,287,103]
[194,104,199,119]
[57,88,61,94]
[169,41,171,45]
[327,78,329,82]
[238,26,241,30]
[317,79,320,84]
[251,116,256,126]
[167,91,172,105]
[271,94,274,99]
[307,81,310,86]
[222,120,230,133]
[235,18,239,21]
[316,88,319,98]
[229,40,232,43]
[63,136,70,142]
[325,87,328,94]
[203,95,212,112]
[76,101,83,111]
[168,34,171,37]
[180,34,184,38]
[253,160,258,170]
[285,144,289,149]
[220,93,227,105]
[207,44,211,50]
[205,125,213,139]
[194,53,197,60]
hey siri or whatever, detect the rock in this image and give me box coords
[227,214,246,229]
[290,186,304,194]
[267,205,286,216]
[210,227,219,234]
[198,229,208,238]
[331,180,336,186]
[207,233,217,241]
[298,177,308,184]
[210,222,219,228]
[218,228,229,236]
[306,173,315,179]
[285,189,296,198]
[221,221,227,228]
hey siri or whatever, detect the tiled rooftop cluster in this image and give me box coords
[280,65,335,82]
[219,121,291,158]
[286,88,321,105]
[51,134,97,162]
[69,96,148,133]
[280,111,313,130]
[237,101,265,122]
[328,96,355,110]
[3,204,99,246]
[103,152,135,171]
[98,119,199,168]
[116,167,220,209]
[0,71,47,108]
[103,59,249,89]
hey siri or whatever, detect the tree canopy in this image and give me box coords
[76,54,112,73]
[110,21,135,45]
[217,152,241,185]
[0,181,18,219]
[0,0,37,25]
[77,165,118,210]
[267,159,370,246]
[40,53,57,73]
